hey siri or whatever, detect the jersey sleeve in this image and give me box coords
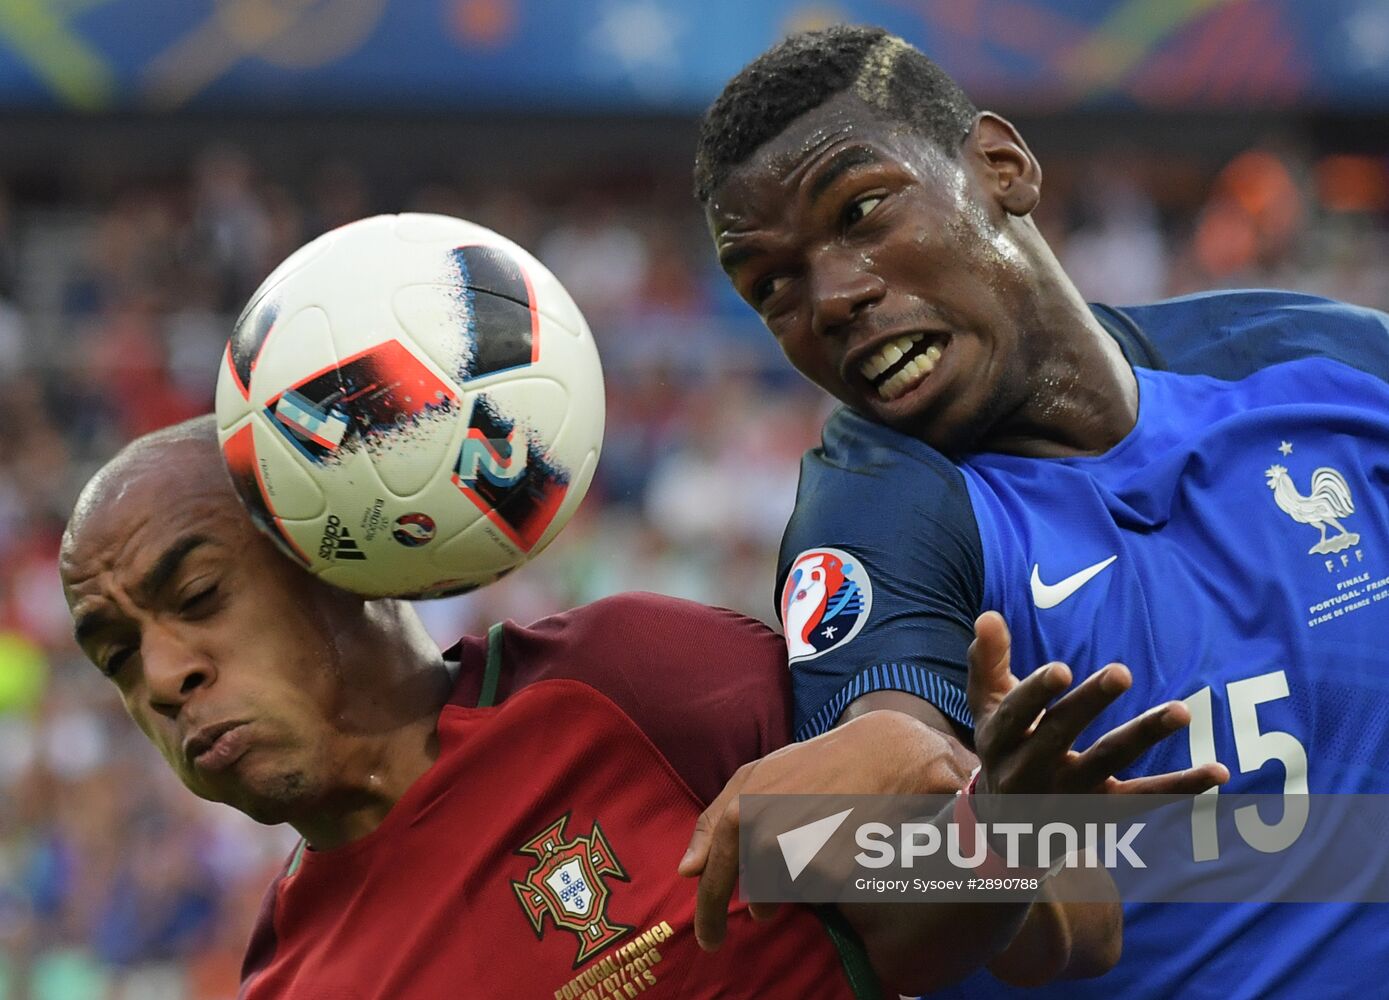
[475,592,794,805]
[779,407,985,741]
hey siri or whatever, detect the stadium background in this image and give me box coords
[0,1,1386,996]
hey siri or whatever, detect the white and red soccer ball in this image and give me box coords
[214,213,604,598]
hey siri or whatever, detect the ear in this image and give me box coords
[965,112,1042,217]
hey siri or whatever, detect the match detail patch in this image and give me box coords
[781,547,873,664]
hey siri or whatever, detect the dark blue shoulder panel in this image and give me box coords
[779,407,984,740]
[1103,289,1389,382]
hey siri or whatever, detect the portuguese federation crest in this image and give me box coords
[511,814,632,967]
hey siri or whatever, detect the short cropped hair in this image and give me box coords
[694,25,978,202]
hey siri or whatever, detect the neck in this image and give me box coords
[974,251,1138,459]
[291,600,452,851]
[293,709,445,850]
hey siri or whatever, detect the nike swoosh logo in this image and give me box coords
[1030,555,1118,609]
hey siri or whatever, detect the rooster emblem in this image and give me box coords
[1264,464,1361,555]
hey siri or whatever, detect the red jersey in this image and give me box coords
[239,593,877,999]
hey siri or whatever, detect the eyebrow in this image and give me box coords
[717,144,885,276]
[72,534,211,650]
[807,144,883,205]
[137,534,211,602]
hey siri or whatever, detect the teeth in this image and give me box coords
[878,371,907,401]
[858,332,925,380]
[876,343,942,402]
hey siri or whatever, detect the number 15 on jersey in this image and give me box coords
[1183,670,1309,862]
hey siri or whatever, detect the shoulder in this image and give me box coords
[530,591,782,658]
[501,594,792,802]
[787,407,972,542]
[438,597,791,805]
[783,407,980,591]
[776,410,985,738]
[813,405,964,484]
[493,592,786,707]
[1104,290,1389,381]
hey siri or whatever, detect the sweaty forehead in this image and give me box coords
[61,436,245,586]
[707,93,925,239]
[753,103,874,182]
[711,101,868,204]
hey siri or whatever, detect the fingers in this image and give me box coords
[1107,763,1230,797]
[978,661,1072,757]
[678,809,715,878]
[966,611,1015,725]
[1026,664,1132,757]
[681,765,749,878]
[685,763,756,950]
[962,612,1237,800]
[1070,701,1194,788]
[692,798,741,951]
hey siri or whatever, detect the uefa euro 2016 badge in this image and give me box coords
[511,815,633,968]
[781,547,873,663]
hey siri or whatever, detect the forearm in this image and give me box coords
[832,702,1120,991]
[989,867,1121,985]
[842,850,1120,993]
[833,705,1024,993]
[842,898,1031,995]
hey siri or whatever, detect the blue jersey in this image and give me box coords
[778,290,1389,999]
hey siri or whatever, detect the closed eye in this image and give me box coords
[179,584,220,617]
[103,647,134,678]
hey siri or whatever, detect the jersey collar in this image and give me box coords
[1089,302,1166,370]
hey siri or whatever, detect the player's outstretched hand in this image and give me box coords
[677,707,970,952]
[968,611,1228,798]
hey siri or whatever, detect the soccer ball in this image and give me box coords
[214,213,604,599]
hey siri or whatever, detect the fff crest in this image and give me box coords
[1264,460,1361,556]
[511,814,633,967]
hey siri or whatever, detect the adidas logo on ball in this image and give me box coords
[319,515,367,562]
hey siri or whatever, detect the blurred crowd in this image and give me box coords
[2,132,1389,998]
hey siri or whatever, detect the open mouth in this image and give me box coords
[859,333,946,402]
